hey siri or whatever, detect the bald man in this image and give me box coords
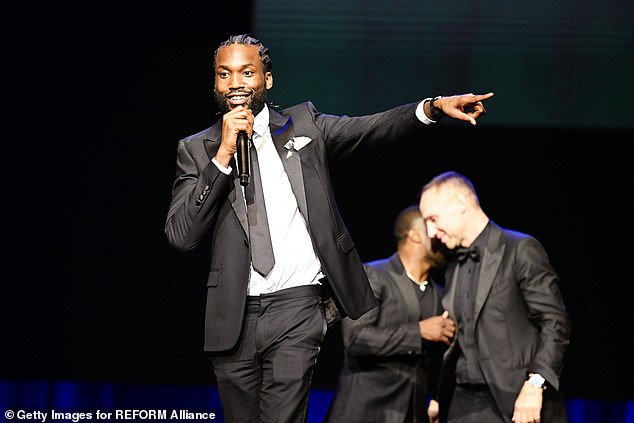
[419,171,571,423]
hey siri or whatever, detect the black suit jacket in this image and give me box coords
[437,221,571,423]
[325,254,445,423]
[165,101,426,352]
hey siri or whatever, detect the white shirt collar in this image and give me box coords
[252,104,270,144]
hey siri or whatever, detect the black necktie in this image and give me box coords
[455,245,481,263]
[244,144,275,276]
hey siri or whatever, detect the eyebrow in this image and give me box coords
[216,63,257,71]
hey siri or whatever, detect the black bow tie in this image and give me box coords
[455,245,481,263]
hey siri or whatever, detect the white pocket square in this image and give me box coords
[284,136,312,151]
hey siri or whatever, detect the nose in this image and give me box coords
[426,223,438,239]
[229,73,244,89]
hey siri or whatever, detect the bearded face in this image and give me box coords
[213,44,273,116]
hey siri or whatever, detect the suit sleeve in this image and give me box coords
[517,236,572,391]
[296,101,425,162]
[164,138,233,251]
[341,265,423,357]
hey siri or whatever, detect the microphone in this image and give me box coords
[237,130,250,186]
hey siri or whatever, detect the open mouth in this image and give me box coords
[227,92,252,106]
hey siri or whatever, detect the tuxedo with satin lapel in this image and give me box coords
[165,101,426,353]
[436,221,571,423]
[325,254,445,423]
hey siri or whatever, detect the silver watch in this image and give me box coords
[528,373,546,389]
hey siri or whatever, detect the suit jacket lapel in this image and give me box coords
[229,173,248,237]
[386,254,420,322]
[474,224,504,321]
[269,109,309,219]
[203,122,249,238]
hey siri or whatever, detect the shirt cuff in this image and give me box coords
[416,98,437,125]
[212,157,232,175]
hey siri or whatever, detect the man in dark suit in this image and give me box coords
[324,205,456,423]
[418,171,571,423]
[164,34,493,423]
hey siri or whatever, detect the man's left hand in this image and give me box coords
[436,92,494,125]
[512,381,543,423]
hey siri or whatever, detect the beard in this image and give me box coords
[214,87,268,116]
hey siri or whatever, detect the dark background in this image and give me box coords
[2,0,633,404]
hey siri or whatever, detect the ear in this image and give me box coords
[265,72,273,90]
[453,192,468,214]
[408,228,423,244]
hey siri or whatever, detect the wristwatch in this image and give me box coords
[527,373,546,389]
[429,96,445,121]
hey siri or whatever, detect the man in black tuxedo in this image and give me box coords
[164,34,493,423]
[325,205,456,423]
[418,171,571,423]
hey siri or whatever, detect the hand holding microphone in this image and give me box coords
[215,105,253,184]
